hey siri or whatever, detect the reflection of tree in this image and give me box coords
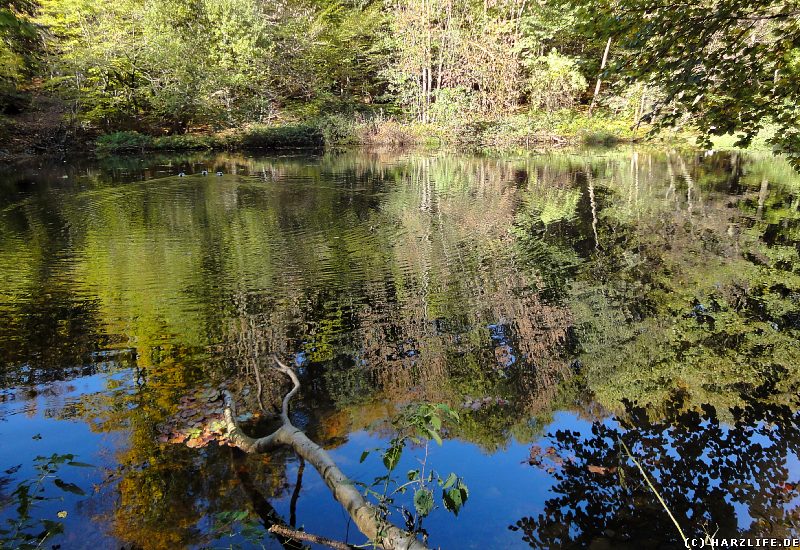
[4,149,800,547]
[0,181,109,385]
[513,401,800,548]
[209,152,578,451]
[563,151,800,416]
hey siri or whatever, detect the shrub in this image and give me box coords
[362,120,432,146]
[315,114,360,146]
[151,134,215,150]
[95,131,153,154]
[238,124,323,148]
[527,50,588,112]
[428,87,477,125]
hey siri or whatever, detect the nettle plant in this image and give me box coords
[1,452,91,549]
[359,403,470,539]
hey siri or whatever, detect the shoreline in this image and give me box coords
[2,110,675,162]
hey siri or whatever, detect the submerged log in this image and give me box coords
[222,358,430,550]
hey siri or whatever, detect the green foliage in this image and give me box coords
[570,0,800,164]
[95,131,152,153]
[95,124,326,153]
[236,124,323,149]
[1,452,91,549]
[358,402,468,536]
[0,0,793,168]
[314,114,360,147]
[0,0,38,111]
[427,87,478,125]
[527,50,587,112]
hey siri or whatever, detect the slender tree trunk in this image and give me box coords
[757,179,769,219]
[588,37,612,117]
[634,85,647,135]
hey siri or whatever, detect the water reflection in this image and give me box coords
[514,401,800,548]
[0,148,798,548]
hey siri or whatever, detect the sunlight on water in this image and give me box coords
[1,148,799,548]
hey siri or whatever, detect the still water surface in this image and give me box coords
[1,149,799,549]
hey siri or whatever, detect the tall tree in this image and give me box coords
[572,0,800,161]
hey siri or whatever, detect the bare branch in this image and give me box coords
[223,357,430,550]
[268,525,357,550]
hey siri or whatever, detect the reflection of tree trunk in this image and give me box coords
[233,453,304,550]
[678,156,695,216]
[290,457,305,528]
[223,359,430,550]
[586,168,600,250]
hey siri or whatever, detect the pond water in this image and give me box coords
[1,148,799,549]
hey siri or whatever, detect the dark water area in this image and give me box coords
[0,148,799,549]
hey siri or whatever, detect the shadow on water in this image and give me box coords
[0,148,799,548]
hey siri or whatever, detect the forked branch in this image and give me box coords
[223,357,430,550]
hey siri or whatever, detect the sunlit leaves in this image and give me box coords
[360,402,469,538]
[382,439,404,471]
[569,0,800,165]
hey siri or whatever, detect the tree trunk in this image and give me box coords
[223,360,430,550]
[588,37,612,117]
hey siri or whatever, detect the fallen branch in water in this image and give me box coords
[268,524,357,550]
[223,357,430,550]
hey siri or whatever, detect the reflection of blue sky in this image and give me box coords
[0,371,127,549]
[3,368,800,548]
[257,412,596,549]
[2,149,799,548]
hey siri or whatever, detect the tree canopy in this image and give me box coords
[0,0,797,160]
[574,0,800,160]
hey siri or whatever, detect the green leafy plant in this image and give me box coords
[212,510,265,547]
[0,452,92,549]
[95,131,153,154]
[526,50,587,112]
[358,403,469,538]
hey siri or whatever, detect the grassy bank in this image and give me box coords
[93,111,681,155]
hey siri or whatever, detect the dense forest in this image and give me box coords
[1,0,799,155]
